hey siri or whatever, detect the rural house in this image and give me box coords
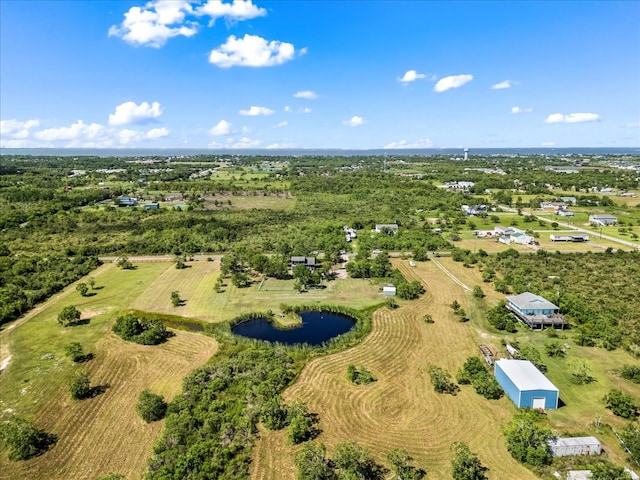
[494,359,559,410]
[506,292,568,329]
[290,256,316,269]
[374,224,399,234]
[588,214,617,226]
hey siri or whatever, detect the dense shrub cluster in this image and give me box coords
[146,346,296,479]
[456,356,504,400]
[112,314,171,345]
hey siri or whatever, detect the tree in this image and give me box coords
[621,422,640,465]
[64,342,86,363]
[58,305,81,326]
[88,277,96,290]
[287,403,316,445]
[620,364,640,384]
[569,358,594,384]
[387,448,426,480]
[171,290,182,307]
[69,370,92,400]
[116,256,134,270]
[603,389,639,419]
[137,390,168,423]
[544,340,565,358]
[451,442,488,480]
[76,282,89,297]
[261,395,289,431]
[0,415,56,461]
[231,271,252,288]
[334,442,386,480]
[294,442,337,480]
[472,286,485,299]
[503,411,552,466]
[590,463,633,480]
[428,365,459,395]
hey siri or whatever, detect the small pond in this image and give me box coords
[232,311,356,346]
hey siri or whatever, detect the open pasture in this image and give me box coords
[129,261,384,322]
[1,331,217,480]
[202,193,296,211]
[251,259,539,480]
[0,262,217,479]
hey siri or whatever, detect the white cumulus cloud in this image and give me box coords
[0,118,40,139]
[239,106,274,116]
[209,34,297,68]
[230,136,261,148]
[511,106,533,114]
[492,80,513,90]
[32,119,168,147]
[398,70,426,84]
[209,119,233,135]
[109,101,164,125]
[274,121,288,128]
[195,0,266,22]
[384,138,433,149]
[434,74,473,93]
[545,112,601,124]
[342,116,365,127]
[108,1,198,48]
[293,90,318,99]
[300,107,312,114]
[284,105,292,113]
[145,127,169,139]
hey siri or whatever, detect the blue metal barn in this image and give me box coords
[494,359,559,409]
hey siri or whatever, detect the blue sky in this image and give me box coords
[1,0,639,149]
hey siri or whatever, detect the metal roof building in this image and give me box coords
[494,359,559,410]
[547,436,601,457]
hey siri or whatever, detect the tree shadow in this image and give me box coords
[89,383,110,398]
[308,412,322,440]
[82,292,97,297]
[76,353,95,363]
[92,285,105,290]
[71,318,91,326]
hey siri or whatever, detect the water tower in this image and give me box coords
[464,148,469,161]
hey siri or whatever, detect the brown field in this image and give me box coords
[1,330,217,480]
[250,259,538,480]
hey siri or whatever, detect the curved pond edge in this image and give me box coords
[226,303,382,353]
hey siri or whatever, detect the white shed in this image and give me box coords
[382,285,396,296]
[547,436,601,457]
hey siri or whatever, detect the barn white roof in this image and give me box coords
[495,359,559,392]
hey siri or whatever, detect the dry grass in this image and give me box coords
[1,330,217,480]
[250,259,538,480]
[128,260,219,320]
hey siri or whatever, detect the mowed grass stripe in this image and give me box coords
[253,260,537,480]
[1,331,217,480]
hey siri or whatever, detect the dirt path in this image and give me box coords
[430,256,471,291]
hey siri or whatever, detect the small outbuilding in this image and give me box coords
[494,359,559,410]
[547,436,601,457]
[382,285,396,296]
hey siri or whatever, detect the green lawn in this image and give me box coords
[0,262,169,416]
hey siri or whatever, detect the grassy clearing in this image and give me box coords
[0,262,217,479]
[130,261,384,323]
[203,194,296,211]
[1,331,217,480]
